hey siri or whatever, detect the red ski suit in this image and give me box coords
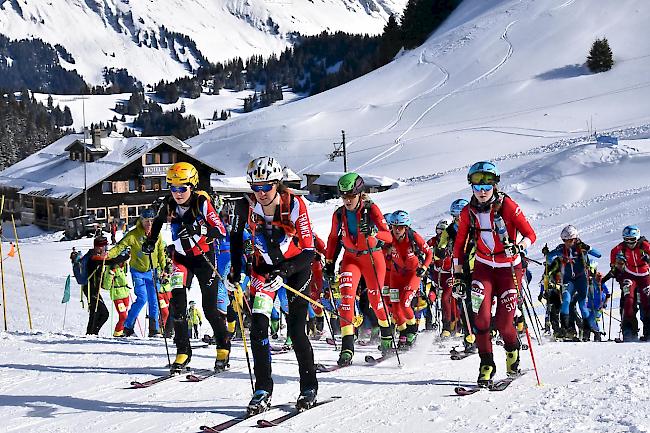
[428,232,457,329]
[388,230,432,329]
[453,195,536,353]
[326,201,391,337]
[610,240,650,330]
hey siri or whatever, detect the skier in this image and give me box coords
[387,210,432,349]
[157,250,174,335]
[101,257,131,337]
[452,161,536,386]
[586,262,609,341]
[144,162,228,373]
[307,233,327,339]
[324,173,393,366]
[605,225,650,341]
[84,235,128,334]
[107,209,166,337]
[538,256,563,338]
[187,300,203,339]
[227,156,318,413]
[543,225,602,341]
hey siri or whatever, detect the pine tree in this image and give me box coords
[586,38,614,73]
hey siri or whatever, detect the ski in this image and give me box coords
[325,337,339,346]
[315,363,346,373]
[454,371,527,396]
[129,373,178,389]
[199,403,293,432]
[186,369,222,382]
[270,345,291,354]
[450,348,476,360]
[364,353,394,365]
[256,397,341,428]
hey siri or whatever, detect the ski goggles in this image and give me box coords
[250,183,275,193]
[392,225,407,230]
[170,185,189,193]
[471,183,494,192]
[624,237,638,244]
[469,172,498,185]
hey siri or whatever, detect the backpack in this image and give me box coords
[406,228,426,265]
[72,251,92,285]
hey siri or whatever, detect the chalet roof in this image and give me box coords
[0,133,224,201]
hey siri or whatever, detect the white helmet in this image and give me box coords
[436,217,452,232]
[246,156,284,184]
[560,224,579,240]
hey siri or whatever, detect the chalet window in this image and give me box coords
[145,154,154,165]
[154,153,161,164]
[129,179,137,192]
[112,181,128,193]
[171,153,177,163]
[23,199,34,209]
[128,206,137,217]
[70,152,77,161]
[95,208,106,220]
[162,178,169,190]
[152,178,161,191]
[143,178,153,191]
[161,152,171,164]
[102,181,112,194]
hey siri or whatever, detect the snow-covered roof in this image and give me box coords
[311,172,399,189]
[283,167,302,182]
[0,133,223,201]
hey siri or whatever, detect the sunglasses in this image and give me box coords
[471,183,494,192]
[170,185,189,193]
[393,225,407,230]
[251,183,275,193]
[469,172,498,185]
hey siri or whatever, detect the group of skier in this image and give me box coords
[72,156,648,413]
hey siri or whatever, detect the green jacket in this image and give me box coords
[102,264,131,301]
[107,219,166,273]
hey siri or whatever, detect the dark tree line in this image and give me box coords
[0,89,71,169]
[133,101,200,140]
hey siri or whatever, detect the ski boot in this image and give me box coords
[440,330,451,338]
[296,388,318,411]
[202,334,215,345]
[270,318,280,340]
[247,390,272,415]
[581,321,591,342]
[214,349,230,372]
[123,327,135,337]
[477,353,496,387]
[113,330,124,337]
[369,326,381,344]
[397,335,408,351]
[505,349,520,377]
[282,336,293,351]
[463,334,477,354]
[337,349,354,367]
[379,336,393,356]
[170,350,192,375]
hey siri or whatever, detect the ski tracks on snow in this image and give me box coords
[356,20,518,171]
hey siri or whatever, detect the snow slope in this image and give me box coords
[0,0,406,85]
[2,1,650,432]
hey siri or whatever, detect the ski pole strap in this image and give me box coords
[344,246,381,256]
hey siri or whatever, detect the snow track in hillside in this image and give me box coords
[355,20,518,171]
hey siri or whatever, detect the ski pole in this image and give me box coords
[235,283,255,393]
[363,234,401,366]
[0,195,7,331]
[280,281,354,326]
[11,215,32,330]
[608,283,615,340]
[148,253,171,368]
[91,256,108,334]
[452,273,475,343]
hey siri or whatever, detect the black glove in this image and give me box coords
[227,270,241,286]
[324,260,335,279]
[503,243,521,257]
[416,266,427,278]
[277,260,296,279]
[142,239,156,254]
[642,253,650,264]
[538,293,544,302]
[253,261,274,276]
[359,218,372,235]
[579,241,591,252]
[452,274,466,299]
[541,244,549,256]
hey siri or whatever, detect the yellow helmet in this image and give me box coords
[166,162,199,188]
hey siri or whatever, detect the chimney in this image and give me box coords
[92,128,102,149]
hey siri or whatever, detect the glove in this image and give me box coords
[416,266,427,278]
[142,239,156,254]
[643,254,650,264]
[579,241,591,252]
[263,274,284,292]
[178,224,207,240]
[226,270,240,291]
[541,244,549,255]
[324,260,335,279]
[502,243,521,257]
[538,293,544,302]
[452,274,466,299]
[277,260,296,279]
[359,218,373,236]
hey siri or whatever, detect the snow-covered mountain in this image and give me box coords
[0,0,406,85]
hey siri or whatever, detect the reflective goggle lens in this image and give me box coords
[471,183,494,192]
[469,172,497,185]
[251,183,274,193]
[170,185,189,193]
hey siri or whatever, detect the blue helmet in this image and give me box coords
[622,225,641,241]
[467,161,500,184]
[450,199,469,217]
[141,208,156,219]
[391,210,411,227]
[383,213,393,226]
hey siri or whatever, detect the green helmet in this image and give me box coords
[338,172,365,195]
